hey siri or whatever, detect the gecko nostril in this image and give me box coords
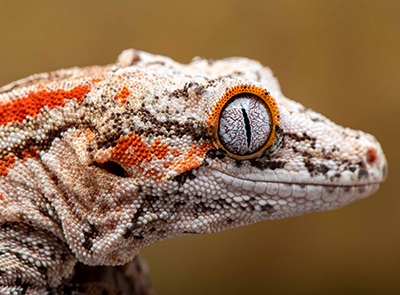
[366,148,378,164]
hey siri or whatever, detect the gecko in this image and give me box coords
[0,49,387,294]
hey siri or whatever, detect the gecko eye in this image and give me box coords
[219,94,271,156]
[208,85,280,160]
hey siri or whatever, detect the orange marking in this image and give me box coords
[114,86,130,107]
[172,142,213,174]
[0,155,15,176]
[173,146,201,174]
[0,193,2,200]
[170,150,180,157]
[110,134,171,166]
[150,139,169,160]
[198,142,213,157]
[109,133,213,179]
[21,147,39,159]
[91,78,102,83]
[0,85,91,126]
[110,133,152,166]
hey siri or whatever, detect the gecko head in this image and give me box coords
[113,76,386,253]
[157,74,387,238]
[58,52,386,263]
[172,70,385,234]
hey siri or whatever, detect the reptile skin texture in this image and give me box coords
[0,49,387,294]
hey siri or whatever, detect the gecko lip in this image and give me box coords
[207,134,388,193]
[209,160,387,187]
[211,168,384,188]
[206,149,386,203]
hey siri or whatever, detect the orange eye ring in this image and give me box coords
[207,84,280,160]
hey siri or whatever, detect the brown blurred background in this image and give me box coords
[0,1,398,294]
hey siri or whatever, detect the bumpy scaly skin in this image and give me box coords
[0,49,387,294]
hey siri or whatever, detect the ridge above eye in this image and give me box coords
[208,84,280,160]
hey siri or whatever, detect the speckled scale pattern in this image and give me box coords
[0,49,387,294]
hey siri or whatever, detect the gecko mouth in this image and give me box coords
[207,166,384,204]
[210,165,386,187]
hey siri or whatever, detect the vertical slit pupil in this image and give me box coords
[241,105,252,148]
